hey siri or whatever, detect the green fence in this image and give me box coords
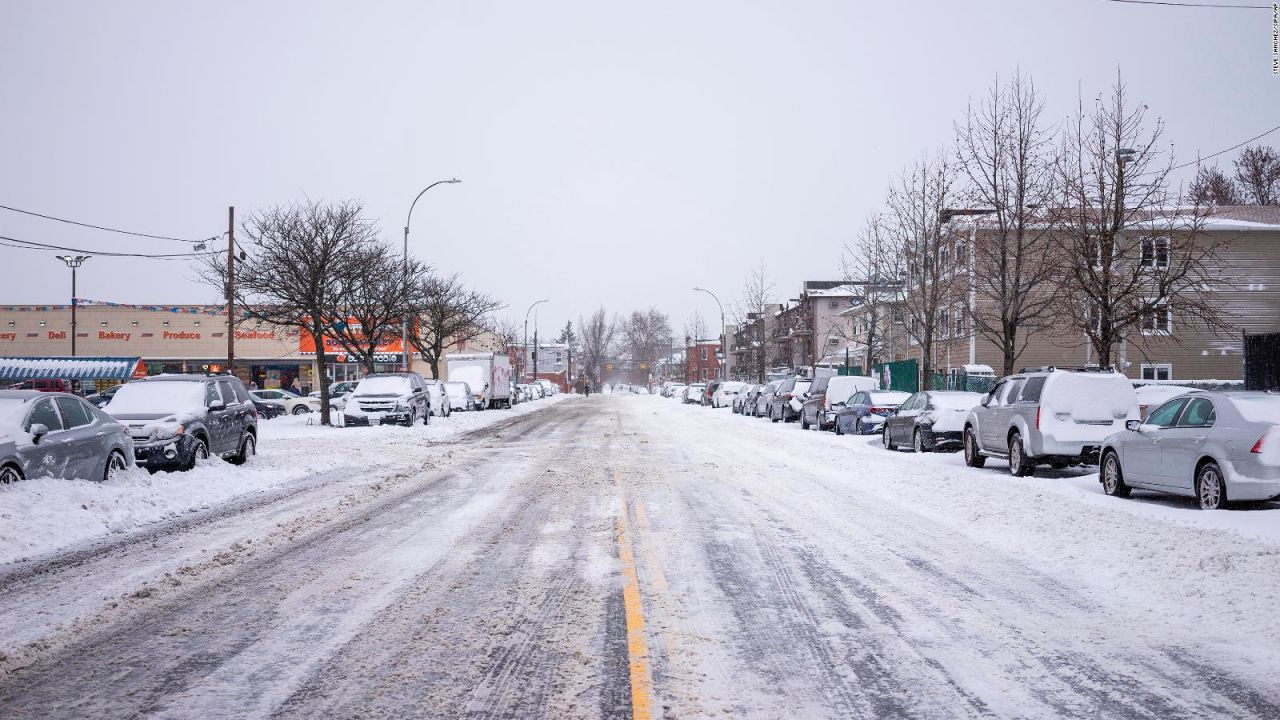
[836,365,864,376]
[871,359,919,393]
[931,373,998,394]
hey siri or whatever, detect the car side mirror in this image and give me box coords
[412,387,423,393]
[1125,419,1141,432]
[29,423,49,442]
[208,402,226,412]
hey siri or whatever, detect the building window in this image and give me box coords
[956,237,968,266]
[828,299,839,309]
[938,307,950,338]
[1142,301,1172,335]
[1141,237,1170,269]
[954,305,966,337]
[940,241,950,270]
[1141,363,1172,381]
[702,348,708,361]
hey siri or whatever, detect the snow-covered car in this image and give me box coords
[834,390,911,434]
[733,384,759,413]
[682,383,706,404]
[536,379,557,397]
[667,384,688,401]
[1100,392,1280,509]
[882,391,984,452]
[424,380,452,418]
[250,388,321,416]
[800,375,877,430]
[106,375,257,471]
[711,381,746,408]
[752,381,779,417]
[0,390,134,483]
[767,377,811,422]
[308,380,357,411]
[1134,383,1201,420]
[963,368,1139,476]
[343,373,431,427]
[445,381,476,411]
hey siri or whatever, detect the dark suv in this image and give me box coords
[105,374,258,471]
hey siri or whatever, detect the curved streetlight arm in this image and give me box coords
[400,178,461,372]
[406,178,462,233]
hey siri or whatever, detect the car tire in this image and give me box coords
[230,433,256,466]
[855,418,864,435]
[185,437,210,471]
[1196,461,1227,510]
[423,407,431,426]
[913,429,926,454]
[800,414,810,430]
[835,420,844,436]
[102,450,128,481]
[1009,433,1035,477]
[291,405,309,416]
[1101,451,1131,498]
[963,428,986,468]
[0,463,23,484]
[883,427,896,450]
[406,408,418,427]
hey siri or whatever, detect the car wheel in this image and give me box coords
[423,407,431,426]
[103,450,128,481]
[800,414,810,430]
[913,429,926,454]
[0,463,23,484]
[231,433,256,466]
[964,428,986,468]
[291,405,309,415]
[1009,433,1035,477]
[1196,461,1227,510]
[185,437,210,471]
[855,418,864,435]
[882,427,895,450]
[1101,451,1131,498]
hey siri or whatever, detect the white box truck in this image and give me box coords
[444,353,513,409]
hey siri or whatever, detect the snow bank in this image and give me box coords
[0,395,569,566]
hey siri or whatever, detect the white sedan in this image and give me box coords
[250,389,322,416]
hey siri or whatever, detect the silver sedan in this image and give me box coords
[0,390,134,484]
[1099,392,1280,509]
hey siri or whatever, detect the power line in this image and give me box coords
[0,203,214,244]
[1174,123,1280,171]
[0,234,211,260]
[1103,0,1269,8]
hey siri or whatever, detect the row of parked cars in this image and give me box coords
[664,368,1280,510]
[0,372,562,485]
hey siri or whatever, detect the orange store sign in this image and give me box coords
[298,322,406,355]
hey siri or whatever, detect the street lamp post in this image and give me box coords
[56,255,90,357]
[693,287,725,380]
[402,178,461,372]
[523,299,548,383]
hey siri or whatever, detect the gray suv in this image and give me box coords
[963,367,1139,476]
[106,374,258,471]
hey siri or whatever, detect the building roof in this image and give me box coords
[0,356,141,381]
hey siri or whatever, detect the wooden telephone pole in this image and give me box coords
[227,206,235,373]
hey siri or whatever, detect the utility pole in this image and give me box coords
[533,308,539,384]
[227,206,235,373]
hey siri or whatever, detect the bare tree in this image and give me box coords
[886,153,956,390]
[1188,165,1242,206]
[201,200,375,425]
[840,212,902,373]
[953,70,1064,376]
[577,307,616,384]
[408,272,504,379]
[490,315,520,354]
[683,310,707,346]
[730,259,776,381]
[623,307,672,381]
[328,245,424,374]
[1233,145,1280,205]
[1054,73,1226,368]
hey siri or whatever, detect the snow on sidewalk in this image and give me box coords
[0,396,569,567]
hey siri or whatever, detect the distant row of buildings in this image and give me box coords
[690,206,1280,389]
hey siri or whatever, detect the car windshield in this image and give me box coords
[1232,396,1280,425]
[929,393,983,411]
[354,377,413,396]
[108,381,206,414]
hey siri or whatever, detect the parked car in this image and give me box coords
[445,381,476,411]
[753,381,779,417]
[1134,383,1201,420]
[251,396,286,420]
[734,384,760,414]
[1100,392,1280,509]
[835,390,911,435]
[84,383,125,408]
[0,390,134,483]
[882,391,984,452]
[8,378,72,393]
[423,380,452,418]
[683,383,706,404]
[963,368,1139,476]
[767,377,812,423]
[800,375,878,431]
[536,379,557,397]
[667,384,688,401]
[343,373,431,427]
[711,381,746,408]
[250,388,322,416]
[105,374,258,471]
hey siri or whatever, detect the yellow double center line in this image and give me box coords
[615,492,656,720]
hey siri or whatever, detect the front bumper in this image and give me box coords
[344,411,413,426]
[132,435,197,469]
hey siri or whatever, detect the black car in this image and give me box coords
[882,390,985,452]
[767,376,811,423]
[105,374,258,471]
[84,383,124,408]
[251,396,287,419]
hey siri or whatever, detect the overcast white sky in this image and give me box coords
[1,0,1276,336]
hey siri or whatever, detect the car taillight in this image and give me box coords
[784,393,793,401]
[1252,435,1267,454]
[870,406,886,414]
[1036,406,1041,429]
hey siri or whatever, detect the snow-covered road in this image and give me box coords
[1,395,1277,718]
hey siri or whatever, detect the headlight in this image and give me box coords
[151,422,184,440]
[394,402,408,412]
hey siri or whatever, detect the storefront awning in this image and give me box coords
[0,356,141,381]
